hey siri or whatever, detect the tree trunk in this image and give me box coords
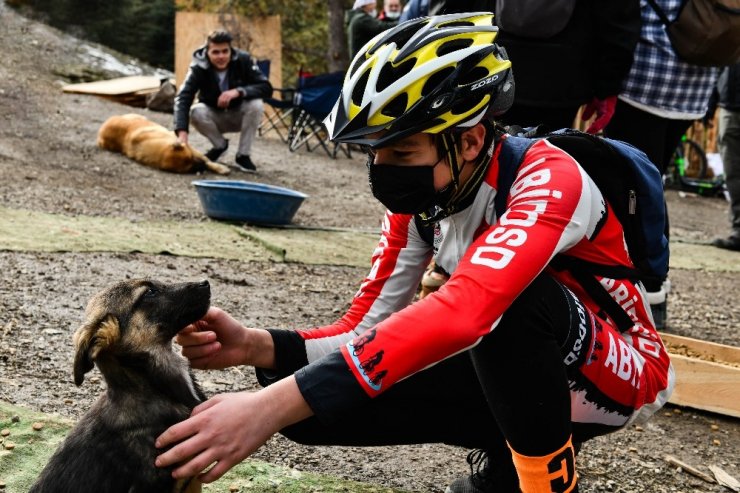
[326,0,349,71]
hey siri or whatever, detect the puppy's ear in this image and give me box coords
[72,314,120,386]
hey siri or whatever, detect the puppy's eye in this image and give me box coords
[143,287,158,298]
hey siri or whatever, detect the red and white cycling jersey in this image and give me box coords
[291,137,674,427]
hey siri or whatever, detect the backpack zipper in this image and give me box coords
[629,189,636,214]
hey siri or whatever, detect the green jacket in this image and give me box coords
[345,9,397,59]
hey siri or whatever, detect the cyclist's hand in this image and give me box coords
[582,96,617,134]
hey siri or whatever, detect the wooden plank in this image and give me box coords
[175,12,282,91]
[665,354,740,418]
[660,332,740,365]
[657,333,740,418]
[62,75,162,96]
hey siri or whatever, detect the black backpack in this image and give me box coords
[496,128,669,331]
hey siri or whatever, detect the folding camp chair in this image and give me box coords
[257,60,296,143]
[287,70,351,159]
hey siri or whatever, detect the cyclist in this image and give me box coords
[155,13,674,492]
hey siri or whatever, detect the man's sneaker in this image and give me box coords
[205,140,229,162]
[235,154,257,173]
[712,235,740,251]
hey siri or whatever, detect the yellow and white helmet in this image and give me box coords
[325,12,513,148]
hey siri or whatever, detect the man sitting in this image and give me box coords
[174,30,272,172]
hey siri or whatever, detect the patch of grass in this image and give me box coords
[0,401,410,493]
[0,401,71,492]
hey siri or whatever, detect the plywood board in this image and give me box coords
[660,332,740,418]
[62,75,163,96]
[667,354,740,418]
[175,12,282,91]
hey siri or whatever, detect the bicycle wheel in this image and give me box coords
[679,139,708,179]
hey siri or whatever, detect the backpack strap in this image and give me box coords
[494,135,537,217]
[644,0,672,27]
[499,131,638,332]
[549,257,635,332]
[414,214,435,247]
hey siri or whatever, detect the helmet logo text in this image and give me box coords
[471,74,500,91]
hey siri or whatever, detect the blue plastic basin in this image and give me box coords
[192,180,308,225]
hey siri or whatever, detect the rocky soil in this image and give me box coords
[0,2,738,492]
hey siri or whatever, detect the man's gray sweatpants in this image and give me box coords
[190,99,264,157]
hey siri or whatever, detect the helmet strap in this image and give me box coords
[419,122,495,225]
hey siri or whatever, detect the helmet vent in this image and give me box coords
[436,38,473,57]
[348,57,363,78]
[438,21,475,28]
[381,93,408,118]
[459,66,491,86]
[351,69,371,106]
[388,22,426,51]
[377,58,416,92]
[451,94,486,115]
[422,67,455,96]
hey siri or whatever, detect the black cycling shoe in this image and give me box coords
[445,445,582,493]
[205,140,229,162]
[235,154,257,173]
[712,235,740,251]
[445,449,502,493]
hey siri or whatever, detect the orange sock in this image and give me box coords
[509,436,578,493]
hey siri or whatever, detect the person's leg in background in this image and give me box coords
[713,107,740,250]
[234,98,265,172]
[605,99,693,176]
[190,103,230,161]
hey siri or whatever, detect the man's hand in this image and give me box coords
[155,377,313,483]
[582,96,617,134]
[217,89,241,109]
[176,306,274,370]
[177,130,189,145]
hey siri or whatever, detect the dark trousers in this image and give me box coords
[605,99,693,176]
[605,99,691,286]
[279,275,618,489]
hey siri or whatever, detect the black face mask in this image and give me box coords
[367,155,445,214]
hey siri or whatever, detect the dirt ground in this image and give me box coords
[0,3,738,492]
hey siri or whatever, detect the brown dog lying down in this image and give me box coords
[97,113,230,175]
[29,279,210,493]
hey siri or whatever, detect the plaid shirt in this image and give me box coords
[621,0,719,117]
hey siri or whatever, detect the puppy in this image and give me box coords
[97,114,231,175]
[30,279,211,493]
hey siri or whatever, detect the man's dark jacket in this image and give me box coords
[496,0,640,108]
[418,0,639,107]
[345,9,397,59]
[174,46,272,133]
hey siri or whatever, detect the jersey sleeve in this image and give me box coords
[295,140,601,422]
[258,211,432,384]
